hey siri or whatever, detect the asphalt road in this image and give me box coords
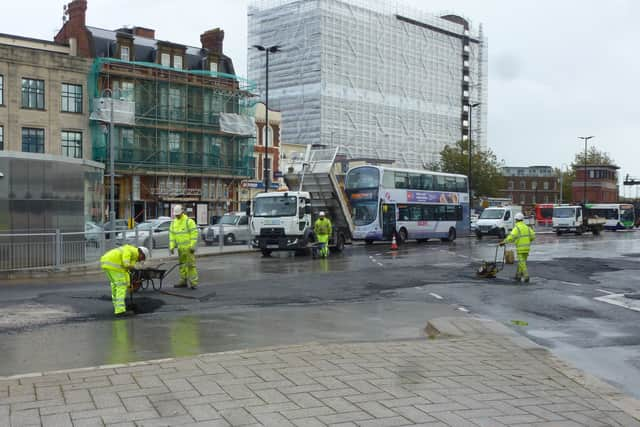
[1,230,640,400]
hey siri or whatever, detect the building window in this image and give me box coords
[0,126,3,150]
[61,130,82,158]
[121,128,134,159]
[22,128,45,153]
[114,81,134,101]
[161,53,171,67]
[21,78,45,109]
[61,83,83,113]
[543,181,549,190]
[120,46,130,61]
[520,181,525,190]
[0,75,3,105]
[531,181,537,190]
[508,181,514,190]
[173,55,182,69]
[210,62,218,73]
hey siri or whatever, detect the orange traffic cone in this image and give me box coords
[391,233,399,251]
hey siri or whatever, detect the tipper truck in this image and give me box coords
[249,146,353,256]
[552,204,605,235]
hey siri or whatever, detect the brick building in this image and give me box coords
[500,166,559,210]
[55,0,256,224]
[572,164,619,204]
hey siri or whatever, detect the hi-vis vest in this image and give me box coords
[505,221,536,254]
[100,244,140,272]
[314,217,332,236]
[169,215,198,251]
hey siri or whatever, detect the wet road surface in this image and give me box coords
[1,230,640,399]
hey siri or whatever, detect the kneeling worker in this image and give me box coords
[101,245,149,316]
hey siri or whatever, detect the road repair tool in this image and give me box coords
[476,244,505,279]
[505,249,515,264]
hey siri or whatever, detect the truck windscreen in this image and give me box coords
[253,196,297,217]
[553,208,575,218]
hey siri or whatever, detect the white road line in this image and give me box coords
[596,289,615,295]
[376,262,384,267]
[561,281,582,287]
[457,255,468,259]
[369,256,374,259]
[458,307,469,312]
[429,293,443,300]
[594,294,640,312]
[375,253,382,256]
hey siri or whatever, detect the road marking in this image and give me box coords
[376,253,382,256]
[376,262,383,267]
[429,293,443,300]
[561,281,582,287]
[594,294,640,312]
[369,256,374,259]
[458,307,469,312]
[596,289,615,295]
[457,255,468,259]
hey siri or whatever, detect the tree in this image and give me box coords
[572,146,615,169]
[435,140,505,198]
[556,167,574,203]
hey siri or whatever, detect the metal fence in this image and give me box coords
[0,230,138,272]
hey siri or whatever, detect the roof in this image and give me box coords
[86,26,235,75]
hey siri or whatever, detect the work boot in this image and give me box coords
[190,284,198,290]
[524,277,530,283]
[173,283,187,288]
[514,275,521,282]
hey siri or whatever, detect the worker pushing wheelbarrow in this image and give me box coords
[476,244,514,279]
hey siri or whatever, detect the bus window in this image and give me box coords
[345,167,380,189]
[456,177,467,193]
[434,175,446,191]
[395,172,409,189]
[410,173,422,189]
[421,174,433,190]
[445,177,457,191]
[409,205,423,221]
[423,205,435,220]
[398,205,410,221]
[382,170,395,188]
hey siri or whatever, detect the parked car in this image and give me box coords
[116,217,172,249]
[201,212,250,245]
[85,221,103,247]
[101,219,131,239]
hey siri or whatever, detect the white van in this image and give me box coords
[475,205,523,239]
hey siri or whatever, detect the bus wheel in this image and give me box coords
[398,228,408,244]
[365,239,373,245]
[442,227,456,242]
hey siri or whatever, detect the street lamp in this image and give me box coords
[468,102,481,221]
[578,136,594,204]
[253,44,281,193]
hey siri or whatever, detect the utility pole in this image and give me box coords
[578,136,594,204]
[468,102,481,224]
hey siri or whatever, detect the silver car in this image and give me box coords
[202,212,250,245]
[117,217,172,249]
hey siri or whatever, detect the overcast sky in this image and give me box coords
[3,0,639,195]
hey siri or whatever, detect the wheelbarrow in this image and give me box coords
[129,263,179,305]
[476,244,505,279]
[311,241,327,259]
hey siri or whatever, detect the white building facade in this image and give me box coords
[248,0,487,169]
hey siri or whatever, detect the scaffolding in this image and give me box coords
[89,57,257,178]
[248,0,488,169]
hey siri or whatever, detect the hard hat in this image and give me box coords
[173,204,184,216]
[138,246,150,260]
[515,213,524,221]
[319,211,325,217]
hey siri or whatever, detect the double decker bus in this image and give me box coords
[587,203,635,230]
[345,165,469,243]
[535,203,554,226]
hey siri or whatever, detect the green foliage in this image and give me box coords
[555,167,575,203]
[572,146,615,168]
[435,140,505,198]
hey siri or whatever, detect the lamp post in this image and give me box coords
[253,44,281,193]
[578,136,594,204]
[102,88,116,235]
[468,102,481,221]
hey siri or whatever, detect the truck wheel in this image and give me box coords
[476,232,483,240]
[365,239,373,245]
[498,228,506,239]
[592,227,601,236]
[331,234,345,253]
[556,230,562,236]
[261,249,272,257]
[225,234,235,244]
[575,227,583,236]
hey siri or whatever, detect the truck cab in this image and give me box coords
[475,205,522,239]
[552,204,604,235]
[250,191,313,255]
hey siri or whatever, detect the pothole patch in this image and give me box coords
[0,303,75,329]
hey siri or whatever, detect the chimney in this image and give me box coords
[133,27,155,39]
[66,0,87,28]
[200,28,224,55]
